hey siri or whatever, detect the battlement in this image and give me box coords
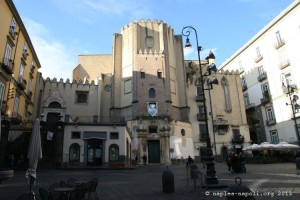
[44,77,98,85]
[121,19,173,31]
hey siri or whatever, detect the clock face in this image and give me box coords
[105,84,111,91]
[145,36,154,48]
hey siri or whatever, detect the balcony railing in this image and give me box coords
[17,79,27,90]
[245,103,256,110]
[11,112,22,124]
[257,73,267,82]
[197,113,206,121]
[195,95,204,102]
[260,94,271,105]
[213,118,229,126]
[1,58,14,74]
[274,40,285,49]
[278,59,290,70]
[266,119,276,126]
[254,55,263,63]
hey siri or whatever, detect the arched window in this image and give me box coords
[109,144,119,161]
[149,88,155,98]
[221,77,232,112]
[69,143,80,162]
[48,101,62,108]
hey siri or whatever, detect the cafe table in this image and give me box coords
[54,187,74,199]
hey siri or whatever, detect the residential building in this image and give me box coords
[0,0,41,166]
[220,1,300,145]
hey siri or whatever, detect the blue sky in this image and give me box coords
[13,0,294,80]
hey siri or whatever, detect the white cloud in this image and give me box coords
[183,47,217,61]
[52,0,152,22]
[23,17,76,80]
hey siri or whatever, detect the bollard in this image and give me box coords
[227,177,255,200]
[162,167,174,193]
[296,157,300,170]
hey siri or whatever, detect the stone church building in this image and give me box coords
[35,19,249,167]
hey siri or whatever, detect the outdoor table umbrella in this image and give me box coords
[25,118,43,192]
[274,142,300,150]
[242,144,261,151]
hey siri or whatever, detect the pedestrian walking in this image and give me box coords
[238,152,247,173]
[142,155,147,165]
[226,154,232,172]
[186,156,193,167]
[135,155,138,166]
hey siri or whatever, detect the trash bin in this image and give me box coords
[162,167,174,193]
[227,177,255,200]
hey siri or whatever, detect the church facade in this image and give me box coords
[36,19,250,167]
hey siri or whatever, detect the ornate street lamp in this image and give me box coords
[281,74,300,145]
[182,26,226,188]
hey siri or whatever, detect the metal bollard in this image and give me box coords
[227,177,255,200]
[162,167,174,193]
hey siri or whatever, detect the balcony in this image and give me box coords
[22,50,29,60]
[26,91,33,100]
[257,73,267,82]
[274,40,285,49]
[197,113,206,121]
[214,118,229,126]
[242,85,248,92]
[1,58,14,74]
[9,26,17,40]
[266,119,276,126]
[232,135,245,145]
[195,95,204,102]
[11,112,22,124]
[260,93,271,105]
[214,118,229,134]
[254,55,263,63]
[278,59,290,70]
[245,103,256,110]
[1,101,7,114]
[17,79,27,90]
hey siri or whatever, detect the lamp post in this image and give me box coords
[281,74,300,146]
[182,26,225,187]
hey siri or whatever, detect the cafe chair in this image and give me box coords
[39,188,53,200]
[16,192,36,200]
[86,178,98,200]
[67,178,77,188]
[68,189,85,200]
[49,183,67,200]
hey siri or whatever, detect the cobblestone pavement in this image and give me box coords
[1,162,300,200]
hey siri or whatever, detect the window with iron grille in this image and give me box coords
[75,91,88,103]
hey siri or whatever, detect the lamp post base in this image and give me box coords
[203,142,228,189]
